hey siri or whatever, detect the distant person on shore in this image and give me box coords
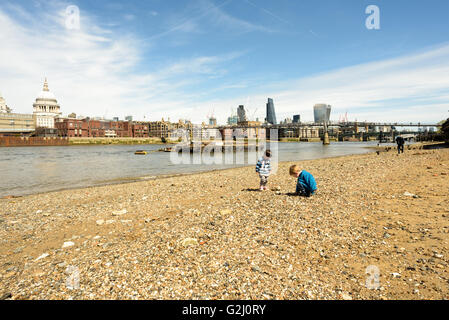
[289,165,317,197]
[256,150,272,191]
[396,136,405,154]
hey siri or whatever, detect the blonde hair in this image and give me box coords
[289,165,300,176]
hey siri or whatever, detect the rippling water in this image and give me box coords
[0,142,377,197]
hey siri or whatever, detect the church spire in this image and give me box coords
[43,78,49,92]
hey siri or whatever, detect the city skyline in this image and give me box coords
[0,78,443,127]
[0,1,449,124]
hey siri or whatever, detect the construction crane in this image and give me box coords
[207,108,217,126]
[250,108,258,121]
[244,96,260,121]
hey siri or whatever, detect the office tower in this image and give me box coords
[227,115,238,125]
[209,117,217,127]
[313,104,332,124]
[293,115,300,123]
[266,98,277,125]
[237,105,247,123]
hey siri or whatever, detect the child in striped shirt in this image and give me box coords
[256,150,272,191]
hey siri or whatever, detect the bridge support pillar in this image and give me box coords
[323,122,330,145]
[323,132,330,145]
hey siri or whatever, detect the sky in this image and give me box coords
[0,0,448,124]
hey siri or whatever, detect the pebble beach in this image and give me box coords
[0,148,448,300]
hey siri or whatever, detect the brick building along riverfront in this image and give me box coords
[55,117,149,138]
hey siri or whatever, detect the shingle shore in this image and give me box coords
[0,149,448,300]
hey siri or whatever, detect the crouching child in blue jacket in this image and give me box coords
[289,165,317,197]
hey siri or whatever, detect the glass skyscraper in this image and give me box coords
[266,98,277,125]
[237,105,247,123]
[313,104,331,124]
[227,115,238,125]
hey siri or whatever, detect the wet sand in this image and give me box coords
[0,148,448,300]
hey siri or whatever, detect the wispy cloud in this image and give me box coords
[0,1,448,125]
[190,44,449,123]
[202,0,274,34]
[124,14,135,21]
[0,2,244,120]
[243,0,291,26]
[146,0,273,41]
[309,29,318,37]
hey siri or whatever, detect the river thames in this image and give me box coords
[0,142,379,197]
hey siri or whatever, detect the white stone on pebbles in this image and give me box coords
[62,241,75,249]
